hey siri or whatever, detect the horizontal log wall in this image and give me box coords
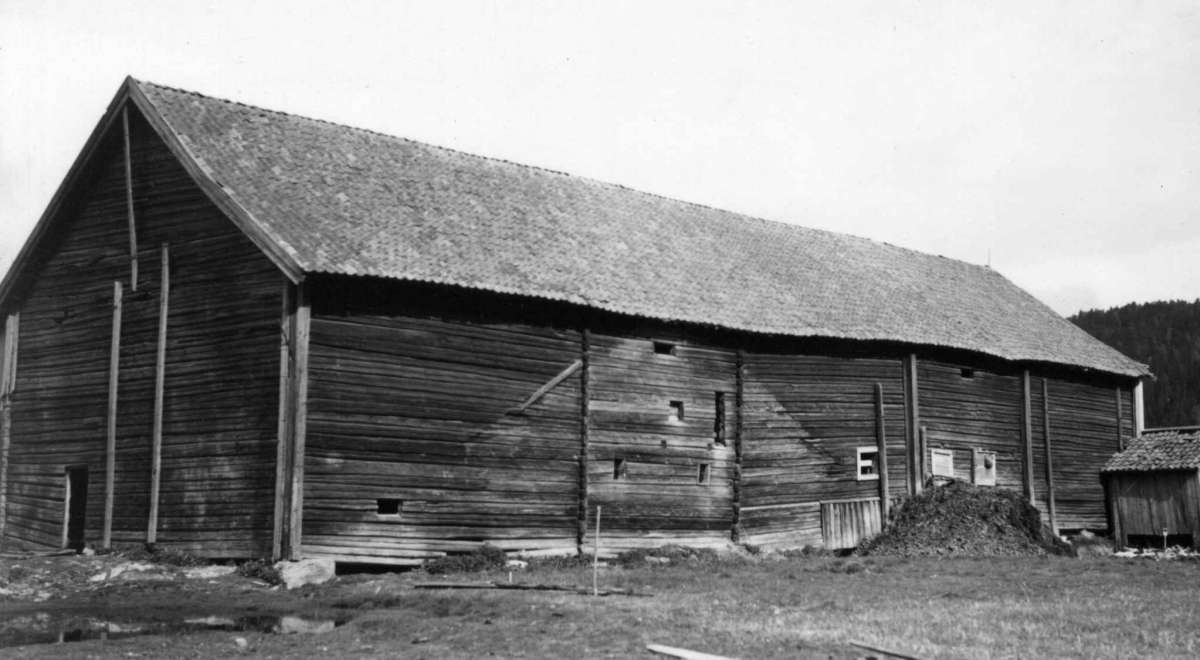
[740,354,905,549]
[585,334,736,551]
[917,360,1024,490]
[1046,378,1128,530]
[302,314,583,563]
[2,106,280,555]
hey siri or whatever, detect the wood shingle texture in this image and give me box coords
[99,79,1145,378]
[1103,430,1200,473]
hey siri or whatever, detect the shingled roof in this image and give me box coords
[4,78,1152,378]
[1103,429,1200,473]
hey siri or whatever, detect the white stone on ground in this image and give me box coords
[273,558,336,589]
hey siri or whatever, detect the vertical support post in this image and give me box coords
[104,281,123,548]
[592,504,601,596]
[1133,381,1145,436]
[1115,388,1125,450]
[61,471,72,549]
[122,107,138,291]
[732,349,745,543]
[874,383,890,520]
[1022,370,1035,501]
[286,282,311,560]
[0,312,18,549]
[919,425,928,487]
[272,281,295,560]
[1042,378,1058,534]
[906,354,921,494]
[147,244,169,544]
[576,328,590,554]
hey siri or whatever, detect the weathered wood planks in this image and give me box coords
[740,353,905,549]
[1106,471,1200,548]
[1046,377,1130,529]
[916,360,1023,492]
[1,105,281,555]
[303,310,583,561]
[585,333,736,551]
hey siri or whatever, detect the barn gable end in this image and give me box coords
[0,97,284,556]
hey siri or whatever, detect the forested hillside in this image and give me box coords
[1071,300,1200,428]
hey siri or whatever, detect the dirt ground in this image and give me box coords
[3,548,1200,659]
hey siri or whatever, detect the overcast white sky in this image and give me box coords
[2,1,1197,315]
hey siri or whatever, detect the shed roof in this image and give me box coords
[1103,430,1200,473]
[1,78,1151,378]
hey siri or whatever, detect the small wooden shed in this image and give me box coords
[1102,428,1200,549]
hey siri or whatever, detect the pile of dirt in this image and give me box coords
[859,480,1072,557]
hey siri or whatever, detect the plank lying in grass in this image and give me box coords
[849,640,925,660]
[646,644,739,660]
[412,581,651,597]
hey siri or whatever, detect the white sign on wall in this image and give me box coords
[931,448,955,478]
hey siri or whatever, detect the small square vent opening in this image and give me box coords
[377,499,402,515]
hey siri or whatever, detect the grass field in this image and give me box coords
[4,553,1200,658]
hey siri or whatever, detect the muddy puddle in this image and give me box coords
[0,612,347,648]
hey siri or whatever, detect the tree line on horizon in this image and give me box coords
[1070,299,1200,429]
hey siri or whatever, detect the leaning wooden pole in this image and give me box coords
[104,281,123,548]
[122,107,138,291]
[1042,379,1058,533]
[1022,370,1035,501]
[576,329,590,554]
[874,383,889,520]
[0,313,18,549]
[147,245,169,544]
[906,354,921,493]
[592,505,602,597]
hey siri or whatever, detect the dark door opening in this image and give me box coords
[64,466,88,551]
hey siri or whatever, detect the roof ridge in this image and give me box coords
[132,78,981,271]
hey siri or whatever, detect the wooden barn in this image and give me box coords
[1102,428,1200,549]
[0,78,1149,564]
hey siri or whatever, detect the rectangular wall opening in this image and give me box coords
[613,458,628,480]
[669,400,685,422]
[376,498,402,515]
[63,466,88,551]
[697,463,711,484]
[653,341,676,356]
[713,392,726,445]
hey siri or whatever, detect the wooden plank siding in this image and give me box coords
[585,334,736,551]
[1045,378,1130,530]
[1106,471,1200,548]
[916,360,1025,490]
[1,105,280,555]
[740,353,906,549]
[301,313,583,563]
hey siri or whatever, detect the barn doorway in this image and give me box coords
[63,466,88,551]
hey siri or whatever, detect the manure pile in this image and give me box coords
[859,481,1071,557]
